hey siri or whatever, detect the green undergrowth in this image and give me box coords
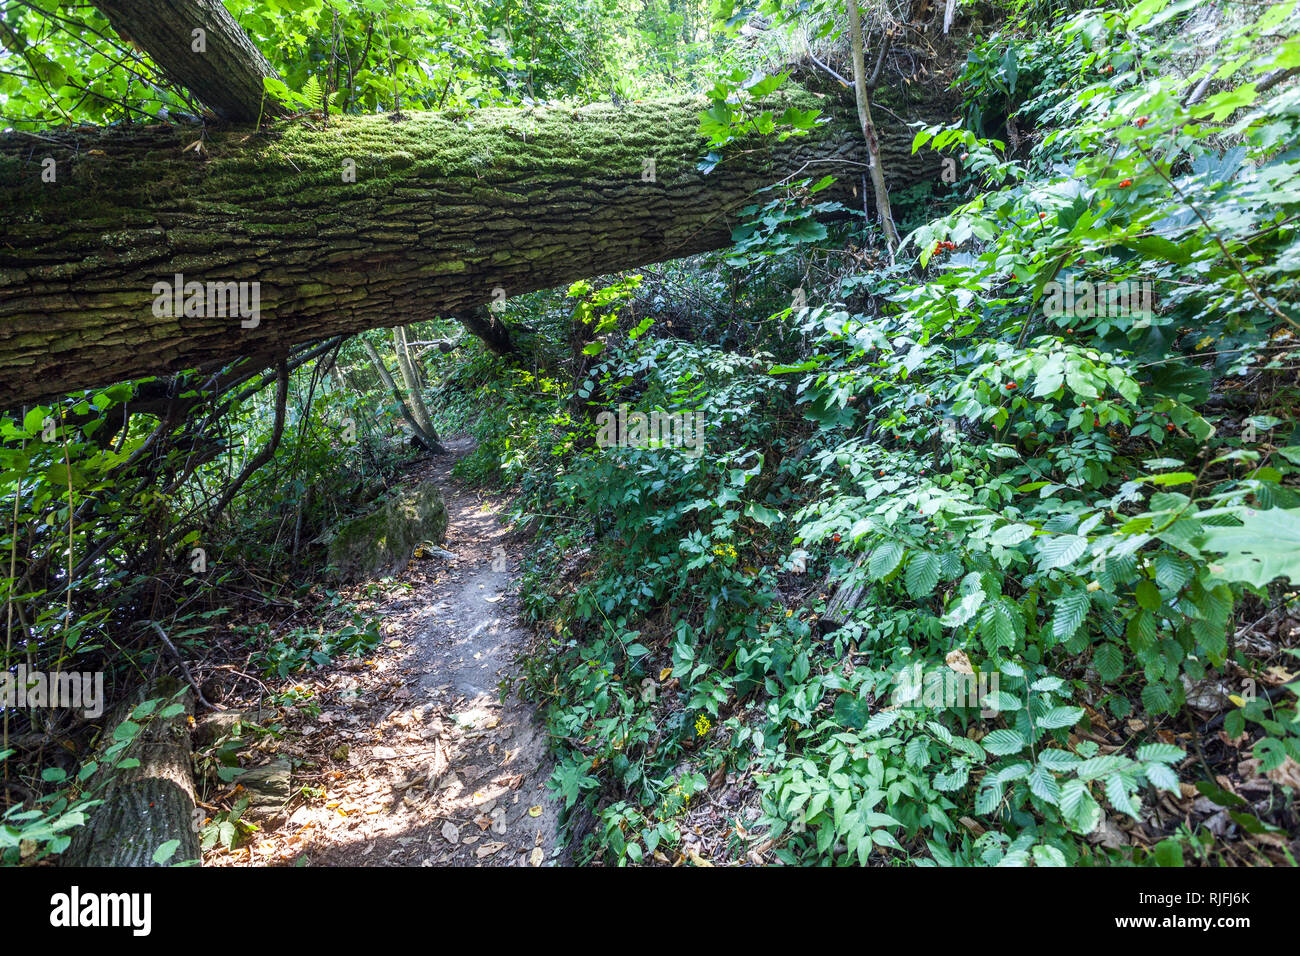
[492,0,1300,866]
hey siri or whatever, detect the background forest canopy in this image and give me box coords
[2,0,1300,868]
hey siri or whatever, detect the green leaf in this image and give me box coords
[744,502,782,526]
[865,710,901,735]
[1135,579,1162,611]
[983,729,1026,755]
[1093,643,1124,682]
[1032,843,1067,866]
[1149,472,1196,486]
[1135,743,1185,763]
[1106,774,1142,819]
[1194,779,1246,807]
[153,839,181,864]
[991,523,1035,547]
[833,693,870,730]
[904,551,940,599]
[1040,706,1084,730]
[1198,508,1300,586]
[1152,838,1184,867]
[1052,589,1090,643]
[1144,761,1180,794]
[1036,534,1088,571]
[869,540,905,580]
[1029,765,1061,805]
[1060,779,1102,834]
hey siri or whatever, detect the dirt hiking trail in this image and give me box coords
[222,438,567,867]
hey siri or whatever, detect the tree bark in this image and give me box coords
[456,306,519,356]
[91,0,287,123]
[847,0,901,252]
[391,325,440,447]
[361,338,442,453]
[62,677,200,867]
[0,89,944,408]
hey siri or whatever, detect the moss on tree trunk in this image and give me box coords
[0,90,940,406]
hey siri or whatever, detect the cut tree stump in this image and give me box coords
[62,677,201,867]
[819,557,869,633]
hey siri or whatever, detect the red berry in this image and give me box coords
[1135,116,1148,128]
[1005,382,1018,390]
[1119,178,1133,188]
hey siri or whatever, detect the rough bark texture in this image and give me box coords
[361,338,440,452]
[0,89,946,408]
[819,557,869,634]
[62,677,200,867]
[457,306,519,356]
[91,0,286,122]
[392,325,439,447]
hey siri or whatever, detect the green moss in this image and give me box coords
[325,483,448,582]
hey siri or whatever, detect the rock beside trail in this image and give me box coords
[324,483,448,581]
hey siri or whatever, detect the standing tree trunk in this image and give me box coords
[455,306,519,356]
[361,338,443,453]
[847,0,901,253]
[392,326,441,447]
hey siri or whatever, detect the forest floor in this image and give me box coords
[204,438,567,867]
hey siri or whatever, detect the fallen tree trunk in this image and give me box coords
[63,677,201,867]
[0,88,943,407]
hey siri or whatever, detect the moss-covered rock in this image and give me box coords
[325,483,448,581]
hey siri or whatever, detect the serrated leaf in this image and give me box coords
[1028,764,1061,805]
[904,551,940,599]
[864,710,901,735]
[1052,589,1090,643]
[1039,706,1084,730]
[1144,761,1181,794]
[1059,779,1102,834]
[1037,534,1088,571]
[1038,749,1081,770]
[1106,773,1142,819]
[869,540,905,580]
[1093,643,1124,682]
[983,729,1027,755]
[1135,742,1185,763]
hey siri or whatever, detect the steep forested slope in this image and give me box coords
[1,0,1298,871]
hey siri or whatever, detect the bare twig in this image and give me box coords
[147,620,225,712]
